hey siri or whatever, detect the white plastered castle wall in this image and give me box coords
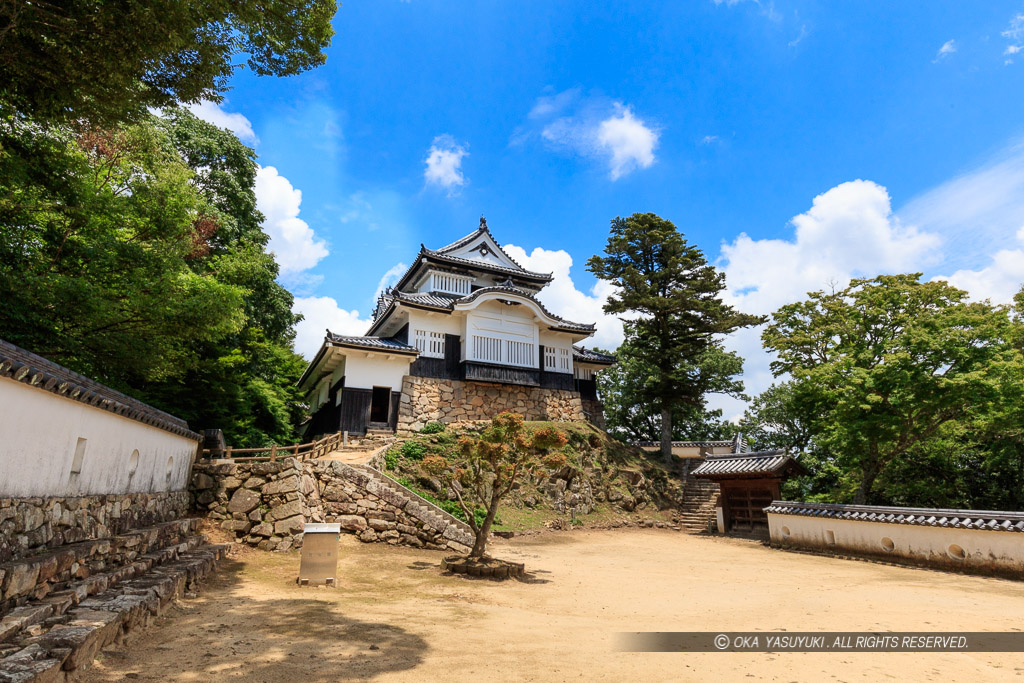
[767,511,1024,574]
[341,351,413,390]
[0,377,198,497]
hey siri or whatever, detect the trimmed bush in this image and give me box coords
[420,421,445,434]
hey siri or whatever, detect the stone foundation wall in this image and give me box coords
[396,376,585,432]
[580,399,606,429]
[0,492,190,565]
[190,459,316,553]
[190,457,473,553]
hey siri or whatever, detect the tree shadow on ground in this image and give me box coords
[88,557,429,682]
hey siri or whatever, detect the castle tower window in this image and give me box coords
[414,329,446,358]
[423,271,473,296]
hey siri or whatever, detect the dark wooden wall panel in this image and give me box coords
[339,388,372,435]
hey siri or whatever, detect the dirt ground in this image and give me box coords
[80,529,1024,682]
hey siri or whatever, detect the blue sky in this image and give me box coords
[191,1,1024,417]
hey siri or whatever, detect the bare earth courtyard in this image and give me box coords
[79,529,1024,683]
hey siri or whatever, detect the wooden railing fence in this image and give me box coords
[201,431,345,463]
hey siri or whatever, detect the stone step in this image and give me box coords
[0,519,202,614]
[0,544,227,681]
[0,533,207,648]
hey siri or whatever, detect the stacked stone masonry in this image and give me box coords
[0,539,226,682]
[396,376,586,433]
[0,512,227,682]
[190,457,474,553]
[0,492,190,565]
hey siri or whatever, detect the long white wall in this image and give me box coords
[0,377,199,497]
[767,510,1024,575]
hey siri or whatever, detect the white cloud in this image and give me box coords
[185,100,258,144]
[934,39,957,62]
[529,91,659,180]
[596,105,659,180]
[897,140,1024,272]
[788,24,808,48]
[424,135,468,194]
[254,166,329,276]
[292,296,371,360]
[504,245,624,350]
[1003,12,1024,63]
[721,180,941,317]
[374,262,408,299]
[700,135,720,145]
[939,226,1024,303]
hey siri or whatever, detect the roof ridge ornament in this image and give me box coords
[480,215,488,231]
[500,276,515,288]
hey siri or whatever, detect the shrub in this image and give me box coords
[399,440,427,461]
[384,448,399,470]
[420,421,445,434]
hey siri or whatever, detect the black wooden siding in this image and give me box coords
[464,362,540,386]
[576,378,599,401]
[338,387,372,435]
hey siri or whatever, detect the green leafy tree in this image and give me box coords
[422,413,568,559]
[587,213,762,460]
[598,339,745,443]
[1,0,337,124]
[0,106,307,446]
[763,274,1017,504]
[0,110,246,385]
[142,107,307,445]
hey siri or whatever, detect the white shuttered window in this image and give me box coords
[414,330,446,358]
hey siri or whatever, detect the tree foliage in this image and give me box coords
[597,339,745,443]
[587,213,761,459]
[422,413,568,559]
[761,274,1020,505]
[0,0,337,124]
[0,105,306,446]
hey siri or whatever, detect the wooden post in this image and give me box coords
[225,446,232,460]
[292,443,299,455]
[270,444,278,462]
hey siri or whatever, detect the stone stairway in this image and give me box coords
[320,434,396,466]
[344,464,475,551]
[676,463,720,533]
[0,518,227,681]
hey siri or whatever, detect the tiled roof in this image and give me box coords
[434,218,539,275]
[636,440,735,449]
[456,285,596,331]
[764,501,1024,532]
[420,249,553,281]
[573,347,616,364]
[691,450,804,479]
[384,290,459,310]
[326,332,419,355]
[375,284,596,333]
[0,339,199,440]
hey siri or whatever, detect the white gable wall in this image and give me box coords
[446,233,521,271]
[465,300,538,367]
[343,352,413,390]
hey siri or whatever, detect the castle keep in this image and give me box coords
[299,219,614,436]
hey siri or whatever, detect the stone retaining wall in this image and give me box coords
[190,457,473,553]
[396,376,585,433]
[0,492,190,565]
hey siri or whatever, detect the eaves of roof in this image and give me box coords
[764,501,1024,532]
[0,339,200,440]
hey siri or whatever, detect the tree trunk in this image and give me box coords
[854,464,881,505]
[660,405,673,463]
[468,495,502,559]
